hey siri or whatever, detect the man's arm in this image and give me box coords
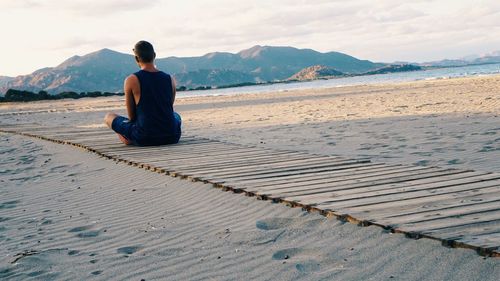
[171,76,176,105]
[124,75,140,121]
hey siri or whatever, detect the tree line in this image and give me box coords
[0,89,124,102]
[0,81,265,103]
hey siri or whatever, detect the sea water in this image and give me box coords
[179,63,500,98]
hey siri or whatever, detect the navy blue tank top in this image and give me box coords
[132,70,176,143]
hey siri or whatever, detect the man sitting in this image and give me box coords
[104,40,181,146]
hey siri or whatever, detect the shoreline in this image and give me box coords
[1,63,499,102]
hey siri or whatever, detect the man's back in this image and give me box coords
[133,70,177,143]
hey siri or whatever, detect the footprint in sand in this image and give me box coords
[68,250,80,256]
[41,219,52,225]
[256,218,296,230]
[273,249,323,273]
[272,248,313,260]
[256,217,325,231]
[415,160,430,166]
[479,145,498,153]
[272,248,344,274]
[117,246,141,255]
[447,159,465,165]
[0,200,20,209]
[68,225,100,238]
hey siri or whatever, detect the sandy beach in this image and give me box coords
[1,75,499,280]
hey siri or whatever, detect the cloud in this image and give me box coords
[0,0,499,75]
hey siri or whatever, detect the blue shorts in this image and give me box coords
[111,112,182,146]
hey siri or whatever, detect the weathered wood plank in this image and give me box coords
[427,220,500,241]
[370,199,500,226]
[271,168,468,201]
[346,192,500,223]
[317,179,500,210]
[95,139,214,153]
[177,153,314,173]
[173,153,312,172]
[250,166,443,194]
[235,163,391,187]
[456,232,500,250]
[195,157,356,179]
[223,163,385,187]
[205,159,371,184]
[242,164,405,189]
[185,155,341,175]
[335,189,500,222]
[121,146,264,161]
[398,211,500,234]
[130,148,280,165]
[151,150,307,166]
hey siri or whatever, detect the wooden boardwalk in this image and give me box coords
[1,123,499,257]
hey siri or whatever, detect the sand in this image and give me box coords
[0,75,499,279]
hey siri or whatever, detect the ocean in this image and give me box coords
[179,63,500,98]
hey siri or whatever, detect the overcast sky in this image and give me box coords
[1,0,499,76]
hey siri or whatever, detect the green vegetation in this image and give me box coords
[0,89,123,103]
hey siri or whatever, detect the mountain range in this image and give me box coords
[0,46,384,94]
[1,46,499,95]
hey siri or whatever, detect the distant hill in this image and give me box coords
[288,65,344,81]
[362,64,422,75]
[0,76,14,88]
[3,49,136,94]
[1,45,383,94]
[419,51,500,67]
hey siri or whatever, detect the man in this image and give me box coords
[104,40,181,146]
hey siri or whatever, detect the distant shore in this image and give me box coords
[2,62,499,102]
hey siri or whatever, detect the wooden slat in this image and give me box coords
[318,179,500,210]
[185,155,340,175]
[271,168,468,201]
[336,189,500,221]
[236,163,391,187]
[152,150,307,168]
[134,148,279,165]
[251,166,445,194]
[242,164,407,190]
[399,212,500,234]
[195,157,356,179]
[225,163,385,186]
[456,232,500,250]
[372,200,500,226]
[206,159,371,184]
[178,153,314,173]
[427,220,500,240]
[125,146,265,162]
[347,192,500,222]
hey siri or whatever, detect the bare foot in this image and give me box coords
[118,134,133,145]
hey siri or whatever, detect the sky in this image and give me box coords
[0,0,499,76]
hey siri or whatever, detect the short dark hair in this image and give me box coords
[133,40,155,63]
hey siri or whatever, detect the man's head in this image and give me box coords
[133,40,156,63]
